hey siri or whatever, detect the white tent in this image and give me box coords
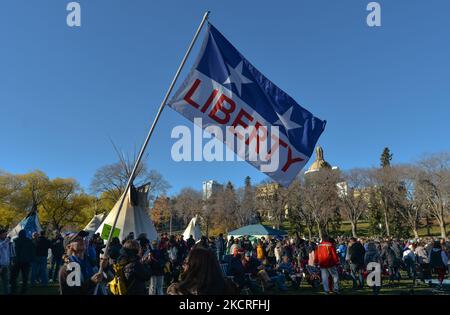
[8,210,42,240]
[95,184,158,241]
[83,213,106,237]
[183,215,202,241]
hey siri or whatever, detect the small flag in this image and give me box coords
[169,23,326,186]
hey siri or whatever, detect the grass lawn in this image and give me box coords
[26,270,449,296]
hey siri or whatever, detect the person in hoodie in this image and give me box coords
[117,240,151,295]
[314,235,340,294]
[429,240,449,289]
[10,230,35,294]
[364,241,382,295]
[0,228,11,295]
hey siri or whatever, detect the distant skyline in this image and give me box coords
[1,1,449,196]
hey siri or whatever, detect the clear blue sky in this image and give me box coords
[1,0,449,196]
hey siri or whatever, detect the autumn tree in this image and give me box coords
[40,178,93,232]
[151,196,171,230]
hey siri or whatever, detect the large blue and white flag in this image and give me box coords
[169,23,326,186]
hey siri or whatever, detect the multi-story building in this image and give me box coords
[202,180,223,200]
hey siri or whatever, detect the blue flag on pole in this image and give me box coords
[169,23,326,186]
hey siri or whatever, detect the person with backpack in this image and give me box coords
[429,240,449,289]
[347,237,366,289]
[110,240,151,295]
[314,235,340,294]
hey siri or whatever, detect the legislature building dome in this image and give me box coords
[306,146,332,173]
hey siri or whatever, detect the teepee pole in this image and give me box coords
[95,10,210,287]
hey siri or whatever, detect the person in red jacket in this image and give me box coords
[314,235,340,294]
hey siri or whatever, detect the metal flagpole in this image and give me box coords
[94,10,210,291]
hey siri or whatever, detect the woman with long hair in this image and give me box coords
[167,247,238,295]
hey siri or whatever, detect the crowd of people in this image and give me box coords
[0,227,449,295]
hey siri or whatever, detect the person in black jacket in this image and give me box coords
[116,240,151,295]
[10,230,35,294]
[108,237,122,263]
[49,232,64,283]
[186,235,195,251]
[347,238,366,289]
[31,231,51,286]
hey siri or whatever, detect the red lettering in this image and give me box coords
[246,122,267,154]
[282,146,304,172]
[183,79,202,108]
[232,109,254,129]
[201,89,218,113]
[208,94,236,125]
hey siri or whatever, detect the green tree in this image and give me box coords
[380,147,393,168]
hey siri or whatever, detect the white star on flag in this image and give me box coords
[223,61,253,95]
[274,106,302,131]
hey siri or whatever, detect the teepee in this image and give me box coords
[183,215,202,241]
[8,208,42,239]
[95,184,157,241]
[83,213,106,237]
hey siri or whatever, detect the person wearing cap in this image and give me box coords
[59,231,106,295]
[242,251,274,290]
[0,228,11,294]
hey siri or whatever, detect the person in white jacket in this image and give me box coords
[402,244,416,279]
[275,242,282,264]
[0,228,11,295]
